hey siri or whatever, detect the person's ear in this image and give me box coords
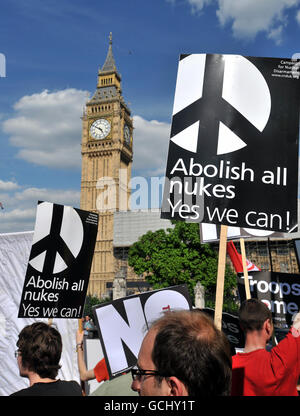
[167,377,188,396]
[264,319,273,337]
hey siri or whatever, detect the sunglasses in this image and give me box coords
[131,366,171,381]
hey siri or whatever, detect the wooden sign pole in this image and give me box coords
[214,225,228,331]
[240,238,251,300]
[78,318,83,332]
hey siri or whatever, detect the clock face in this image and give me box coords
[124,125,130,144]
[90,118,111,139]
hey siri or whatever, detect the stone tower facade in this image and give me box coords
[80,34,133,297]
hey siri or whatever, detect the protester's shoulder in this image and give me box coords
[10,380,83,397]
[232,353,238,364]
[56,380,83,395]
[10,387,32,396]
[232,349,268,366]
[9,383,46,396]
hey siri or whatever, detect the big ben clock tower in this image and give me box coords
[80,33,133,297]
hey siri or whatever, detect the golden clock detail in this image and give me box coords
[90,118,111,139]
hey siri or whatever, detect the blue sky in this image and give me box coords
[0,0,300,232]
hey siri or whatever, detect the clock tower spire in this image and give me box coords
[101,32,117,72]
[96,32,121,93]
[80,33,133,297]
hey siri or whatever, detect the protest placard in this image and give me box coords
[201,308,245,353]
[199,222,285,243]
[161,54,300,233]
[237,271,300,328]
[93,285,192,378]
[293,239,300,270]
[18,201,98,319]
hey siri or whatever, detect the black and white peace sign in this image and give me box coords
[170,54,271,156]
[29,202,83,274]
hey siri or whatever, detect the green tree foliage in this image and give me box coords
[83,294,111,318]
[128,221,238,312]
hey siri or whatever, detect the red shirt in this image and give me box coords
[232,330,300,396]
[93,358,109,383]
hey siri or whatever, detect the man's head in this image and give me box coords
[131,310,232,396]
[239,299,273,335]
[16,322,62,379]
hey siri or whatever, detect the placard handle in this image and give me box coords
[214,225,228,330]
[78,318,83,332]
[240,238,251,300]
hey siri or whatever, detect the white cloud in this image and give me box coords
[182,0,300,42]
[13,187,80,206]
[267,25,284,45]
[132,115,170,177]
[0,208,36,222]
[0,183,80,233]
[2,88,89,170]
[2,89,171,176]
[186,0,213,14]
[297,9,300,24]
[216,0,299,41]
[0,180,19,191]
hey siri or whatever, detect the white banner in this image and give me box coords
[0,231,80,396]
[199,222,285,243]
[93,285,192,378]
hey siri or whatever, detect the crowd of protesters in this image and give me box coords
[9,301,300,397]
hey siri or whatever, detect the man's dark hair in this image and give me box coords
[239,299,273,333]
[17,322,62,379]
[150,310,232,397]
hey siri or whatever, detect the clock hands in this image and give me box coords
[90,119,110,139]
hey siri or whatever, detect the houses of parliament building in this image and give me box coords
[80,35,300,299]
